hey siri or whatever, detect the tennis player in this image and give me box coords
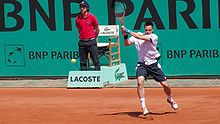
[75,1,100,71]
[121,22,178,116]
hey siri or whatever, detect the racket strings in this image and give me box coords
[114,3,126,18]
[114,2,126,25]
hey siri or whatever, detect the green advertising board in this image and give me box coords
[0,0,220,77]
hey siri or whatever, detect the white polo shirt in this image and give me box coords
[129,32,160,65]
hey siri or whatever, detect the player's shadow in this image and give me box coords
[98,111,176,119]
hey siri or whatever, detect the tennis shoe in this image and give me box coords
[142,107,149,116]
[167,99,178,110]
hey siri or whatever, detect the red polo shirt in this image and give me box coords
[75,13,99,39]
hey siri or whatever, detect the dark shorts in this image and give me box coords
[136,62,166,82]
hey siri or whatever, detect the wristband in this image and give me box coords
[126,29,132,34]
[124,35,128,39]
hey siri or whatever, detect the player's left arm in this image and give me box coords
[130,32,151,42]
[122,26,151,42]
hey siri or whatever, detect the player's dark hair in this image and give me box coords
[144,22,154,27]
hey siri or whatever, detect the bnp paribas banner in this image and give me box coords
[0,0,220,77]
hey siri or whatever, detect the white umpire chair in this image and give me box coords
[88,25,121,67]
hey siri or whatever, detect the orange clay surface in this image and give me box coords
[0,88,220,124]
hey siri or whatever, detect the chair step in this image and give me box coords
[109,43,119,47]
[111,59,120,62]
[111,52,119,55]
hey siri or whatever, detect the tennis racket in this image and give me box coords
[114,2,126,26]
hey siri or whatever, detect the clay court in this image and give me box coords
[1,87,220,124]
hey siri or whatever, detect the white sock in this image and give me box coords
[140,97,146,108]
[167,95,174,102]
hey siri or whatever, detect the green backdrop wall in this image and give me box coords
[0,0,220,77]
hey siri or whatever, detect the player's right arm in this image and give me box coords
[121,27,133,46]
[124,36,133,46]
